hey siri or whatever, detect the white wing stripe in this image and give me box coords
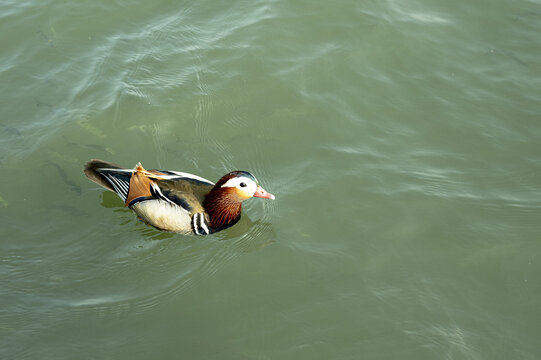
[150,183,175,205]
[100,168,135,173]
[98,168,214,186]
[102,174,128,200]
[109,176,128,197]
[111,176,129,194]
[119,179,129,194]
[164,171,214,185]
[98,168,213,182]
[103,174,120,192]
[110,181,121,195]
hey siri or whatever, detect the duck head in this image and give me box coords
[217,171,275,200]
[203,171,275,229]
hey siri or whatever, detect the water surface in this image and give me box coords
[1,0,541,359]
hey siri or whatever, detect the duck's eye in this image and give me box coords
[240,182,247,188]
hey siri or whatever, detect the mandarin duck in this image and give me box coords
[84,159,275,235]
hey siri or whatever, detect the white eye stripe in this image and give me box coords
[221,177,257,196]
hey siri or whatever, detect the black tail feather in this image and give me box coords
[83,159,125,192]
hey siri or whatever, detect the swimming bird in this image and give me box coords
[84,159,275,235]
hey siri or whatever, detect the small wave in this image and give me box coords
[385,0,453,24]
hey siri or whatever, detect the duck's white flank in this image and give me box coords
[132,200,192,234]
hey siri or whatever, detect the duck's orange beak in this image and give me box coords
[253,185,275,200]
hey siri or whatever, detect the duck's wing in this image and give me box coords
[117,165,213,211]
[85,160,215,213]
[84,159,133,202]
[152,171,214,214]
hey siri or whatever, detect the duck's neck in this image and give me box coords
[203,188,243,230]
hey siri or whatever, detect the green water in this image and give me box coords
[1,0,541,359]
